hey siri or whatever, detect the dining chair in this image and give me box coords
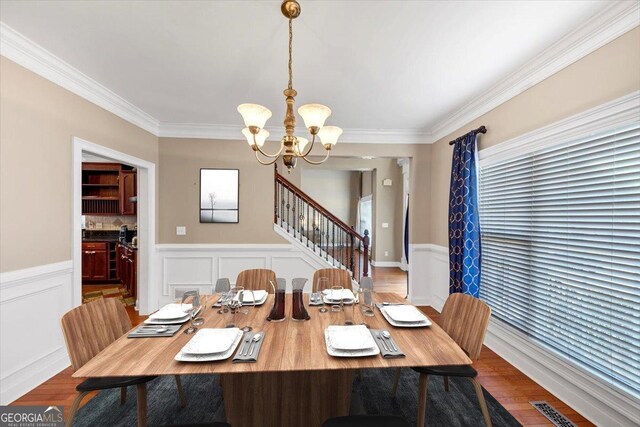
[235,268,277,292]
[61,298,186,427]
[312,268,353,292]
[322,415,410,427]
[391,293,492,427]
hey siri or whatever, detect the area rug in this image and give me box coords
[73,369,521,426]
[82,286,136,307]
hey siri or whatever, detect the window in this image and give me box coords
[479,122,640,398]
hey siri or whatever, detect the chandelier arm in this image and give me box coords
[298,133,316,157]
[255,137,285,158]
[301,148,331,165]
[255,149,280,166]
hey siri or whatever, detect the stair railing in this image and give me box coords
[274,165,369,279]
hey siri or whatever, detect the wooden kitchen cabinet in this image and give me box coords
[117,243,137,299]
[82,242,109,281]
[120,170,136,215]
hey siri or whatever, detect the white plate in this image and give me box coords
[326,325,377,351]
[322,289,356,302]
[149,308,190,321]
[383,305,428,323]
[380,307,432,328]
[182,327,241,355]
[324,329,380,358]
[235,290,268,304]
[144,307,201,325]
[175,330,243,362]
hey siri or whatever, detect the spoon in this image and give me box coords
[246,332,263,357]
[382,330,398,352]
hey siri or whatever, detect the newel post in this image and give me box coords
[362,229,370,277]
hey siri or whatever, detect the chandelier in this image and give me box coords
[237,0,342,172]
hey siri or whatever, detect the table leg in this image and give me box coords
[221,370,355,427]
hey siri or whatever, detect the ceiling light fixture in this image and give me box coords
[237,0,341,172]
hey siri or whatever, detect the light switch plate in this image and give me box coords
[176,226,186,236]
[384,251,389,257]
[382,222,389,228]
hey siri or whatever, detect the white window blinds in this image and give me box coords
[479,124,640,397]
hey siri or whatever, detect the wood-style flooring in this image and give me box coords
[11,268,593,426]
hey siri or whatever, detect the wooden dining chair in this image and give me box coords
[235,268,277,292]
[391,293,492,427]
[61,298,186,427]
[312,268,353,292]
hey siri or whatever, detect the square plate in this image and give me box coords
[325,325,377,351]
[380,307,432,328]
[383,305,428,323]
[182,328,241,355]
[322,289,356,302]
[144,307,201,325]
[324,328,380,358]
[235,290,268,304]
[175,330,243,362]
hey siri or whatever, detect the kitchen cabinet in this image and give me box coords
[117,243,137,299]
[82,242,109,280]
[120,170,137,215]
[82,162,136,215]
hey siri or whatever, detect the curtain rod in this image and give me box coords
[449,125,487,145]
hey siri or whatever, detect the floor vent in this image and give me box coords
[530,401,577,427]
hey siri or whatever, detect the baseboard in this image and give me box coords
[0,261,73,405]
[370,260,401,268]
[485,318,640,426]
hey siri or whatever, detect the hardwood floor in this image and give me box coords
[10,270,593,426]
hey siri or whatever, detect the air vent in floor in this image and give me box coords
[530,401,577,427]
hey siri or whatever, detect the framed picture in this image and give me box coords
[199,168,239,223]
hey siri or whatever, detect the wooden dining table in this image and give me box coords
[75,292,471,427]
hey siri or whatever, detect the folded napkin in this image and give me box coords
[233,331,266,363]
[369,329,405,359]
[128,324,182,338]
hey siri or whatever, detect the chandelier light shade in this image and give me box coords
[318,126,343,147]
[238,0,342,172]
[237,103,272,129]
[242,128,269,147]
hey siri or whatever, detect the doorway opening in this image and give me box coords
[72,137,157,315]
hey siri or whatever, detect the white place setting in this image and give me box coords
[174,327,244,362]
[379,304,432,328]
[324,325,380,358]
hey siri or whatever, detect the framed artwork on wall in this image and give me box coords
[199,168,239,223]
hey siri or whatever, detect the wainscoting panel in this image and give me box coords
[408,244,449,309]
[157,244,330,305]
[0,261,73,405]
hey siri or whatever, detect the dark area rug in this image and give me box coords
[74,369,521,426]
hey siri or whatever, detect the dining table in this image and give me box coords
[75,292,471,427]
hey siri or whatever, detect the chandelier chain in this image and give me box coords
[288,16,293,90]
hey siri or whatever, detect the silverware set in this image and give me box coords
[376,330,399,352]
[238,332,264,358]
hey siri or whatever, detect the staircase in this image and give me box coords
[274,165,369,280]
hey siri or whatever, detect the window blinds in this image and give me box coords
[479,124,640,397]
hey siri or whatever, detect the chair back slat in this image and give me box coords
[236,269,277,293]
[440,293,491,361]
[60,298,131,371]
[312,268,353,292]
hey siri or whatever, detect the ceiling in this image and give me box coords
[0,1,615,142]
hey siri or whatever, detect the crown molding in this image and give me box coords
[2,1,638,145]
[0,22,160,135]
[158,122,432,144]
[427,0,640,144]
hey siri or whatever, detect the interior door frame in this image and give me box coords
[72,137,157,314]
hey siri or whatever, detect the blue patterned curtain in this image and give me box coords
[449,132,481,297]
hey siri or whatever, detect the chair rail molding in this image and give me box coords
[421,242,640,426]
[0,261,73,405]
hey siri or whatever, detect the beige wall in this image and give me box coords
[429,28,640,247]
[158,141,432,254]
[300,169,360,226]
[0,57,158,272]
[361,171,373,197]
[158,138,286,244]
